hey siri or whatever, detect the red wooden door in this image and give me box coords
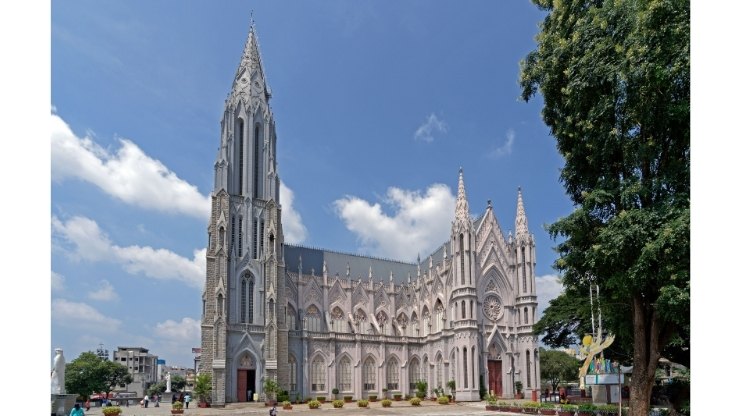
[488,360,503,396]
[237,369,247,402]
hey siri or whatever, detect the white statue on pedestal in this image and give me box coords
[51,348,66,394]
[165,372,172,393]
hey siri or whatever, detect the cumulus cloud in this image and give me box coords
[52,298,122,332]
[88,280,118,301]
[488,129,515,158]
[51,271,65,292]
[334,184,456,262]
[535,274,565,318]
[154,317,201,343]
[413,113,447,143]
[50,112,210,219]
[52,215,206,289]
[280,183,308,244]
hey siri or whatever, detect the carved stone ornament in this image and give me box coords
[376,312,388,326]
[240,355,255,369]
[483,294,503,321]
[331,306,344,320]
[307,288,320,303]
[485,278,498,293]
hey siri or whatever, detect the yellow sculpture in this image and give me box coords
[578,333,614,389]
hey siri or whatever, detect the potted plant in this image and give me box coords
[415,380,428,399]
[308,399,321,409]
[437,396,449,405]
[409,397,421,406]
[263,378,281,406]
[332,399,344,408]
[447,380,456,402]
[282,400,293,410]
[510,402,523,413]
[541,402,557,415]
[485,393,498,411]
[596,404,619,416]
[194,373,212,408]
[393,393,402,401]
[558,403,578,416]
[332,388,340,400]
[382,387,388,399]
[577,403,596,416]
[170,400,184,415]
[344,395,353,403]
[523,401,540,414]
[316,396,326,403]
[368,394,377,402]
[102,406,122,416]
[515,381,524,399]
[381,399,392,407]
[357,399,369,407]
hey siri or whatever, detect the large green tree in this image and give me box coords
[520,0,689,415]
[65,352,132,400]
[539,348,581,392]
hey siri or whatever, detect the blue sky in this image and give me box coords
[48,1,585,368]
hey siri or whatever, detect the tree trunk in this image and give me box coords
[629,296,662,416]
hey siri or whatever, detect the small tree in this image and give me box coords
[171,374,187,392]
[447,380,456,400]
[194,373,212,404]
[539,348,580,392]
[263,378,281,403]
[415,380,428,399]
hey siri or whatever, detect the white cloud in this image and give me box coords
[413,113,447,143]
[154,317,201,343]
[52,215,206,289]
[488,129,515,158]
[280,183,308,244]
[88,280,118,301]
[50,112,210,219]
[52,298,122,332]
[334,184,456,262]
[535,274,564,319]
[51,271,65,292]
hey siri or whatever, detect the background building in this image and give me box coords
[200,23,540,405]
[113,347,158,397]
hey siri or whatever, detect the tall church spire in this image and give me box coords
[234,19,268,92]
[455,168,470,223]
[515,187,530,240]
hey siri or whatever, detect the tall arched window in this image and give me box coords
[411,313,419,337]
[288,355,297,391]
[436,355,443,388]
[253,123,261,199]
[453,302,457,320]
[238,216,243,257]
[363,357,376,391]
[338,356,352,392]
[434,302,444,333]
[459,234,465,285]
[240,279,247,323]
[248,280,254,323]
[422,357,428,384]
[463,347,468,388]
[450,351,456,388]
[331,306,346,332]
[238,118,244,195]
[422,309,430,337]
[471,346,476,389]
[387,357,399,390]
[306,305,322,332]
[521,246,527,293]
[462,302,466,319]
[311,356,325,391]
[470,300,474,319]
[409,358,420,391]
[355,309,367,334]
[287,305,297,330]
[524,307,529,324]
[217,294,224,316]
[526,350,532,388]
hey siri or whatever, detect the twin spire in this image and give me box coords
[515,187,530,242]
[454,168,470,223]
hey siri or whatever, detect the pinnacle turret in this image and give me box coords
[455,168,470,223]
[515,187,530,241]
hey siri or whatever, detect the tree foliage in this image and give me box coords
[539,348,581,392]
[520,0,689,415]
[65,352,132,400]
[194,373,213,403]
[171,374,187,392]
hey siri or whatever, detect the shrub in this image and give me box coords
[381,399,392,407]
[308,400,321,409]
[369,395,377,401]
[578,403,597,412]
[393,393,402,400]
[282,400,292,407]
[316,396,326,402]
[541,402,555,409]
[410,397,421,406]
[332,388,339,395]
[437,396,449,404]
[332,400,344,408]
[357,399,369,407]
[277,390,290,403]
[485,393,498,405]
[596,404,619,415]
[343,396,353,402]
[560,404,578,411]
[415,380,428,399]
[523,401,540,409]
[102,407,122,415]
[172,401,183,410]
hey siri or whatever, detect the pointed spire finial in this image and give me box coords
[369,266,373,280]
[346,262,351,277]
[389,270,393,282]
[455,168,470,222]
[515,187,530,240]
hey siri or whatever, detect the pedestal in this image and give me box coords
[51,394,78,416]
[162,392,174,404]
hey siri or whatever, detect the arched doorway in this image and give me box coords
[237,353,257,402]
[487,346,503,397]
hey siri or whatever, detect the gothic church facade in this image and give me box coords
[200,24,541,405]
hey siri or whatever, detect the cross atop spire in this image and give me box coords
[455,167,470,223]
[515,187,530,241]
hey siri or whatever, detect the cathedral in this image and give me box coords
[200,23,541,405]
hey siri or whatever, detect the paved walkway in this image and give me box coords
[82,400,507,416]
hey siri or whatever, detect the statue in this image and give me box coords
[578,333,615,389]
[51,348,66,394]
[165,372,172,393]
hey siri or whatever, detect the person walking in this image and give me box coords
[70,403,85,416]
[184,393,191,409]
[144,394,149,408]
